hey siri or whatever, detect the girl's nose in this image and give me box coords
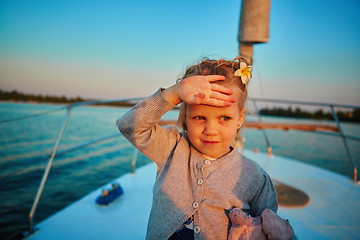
[203,121,218,135]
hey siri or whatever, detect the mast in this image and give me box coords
[236,0,272,154]
[238,0,271,64]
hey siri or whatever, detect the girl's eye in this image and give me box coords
[194,116,205,120]
[221,116,231,121]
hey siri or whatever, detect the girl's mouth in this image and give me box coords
[202,140,219,145]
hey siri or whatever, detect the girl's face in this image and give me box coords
[185,96,244,158]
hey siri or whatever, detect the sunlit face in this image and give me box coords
[185,98,244,159]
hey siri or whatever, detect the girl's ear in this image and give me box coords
[237,108,246,129]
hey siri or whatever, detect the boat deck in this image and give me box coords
[26,162,156,240]
[26,150,360,240]
[246,150,360,240]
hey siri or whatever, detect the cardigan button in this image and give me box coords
[194,226,200,233]
[197,179,204,185]
[204,160,211,165]
[192,201,199,208]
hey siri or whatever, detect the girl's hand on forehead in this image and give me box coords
[178,75,236,107]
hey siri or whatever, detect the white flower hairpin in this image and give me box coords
[234,62,253,84]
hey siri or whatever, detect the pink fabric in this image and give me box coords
[261,209,294,240]
[228,208,294,240]
[228,208,266,240]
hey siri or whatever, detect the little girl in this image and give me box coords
[118,57,278,240]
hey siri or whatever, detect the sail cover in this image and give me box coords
[238,0,271,62]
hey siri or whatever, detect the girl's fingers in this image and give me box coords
[206,75,226,82]
[210,91,236,103]
[180,75,235,106]
[210,83,234,95]
[205,98,232,107]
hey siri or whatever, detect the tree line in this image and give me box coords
[259,106,360,122]
[0,89,85,104]
[1,89,359,122]
[0,89,134,107]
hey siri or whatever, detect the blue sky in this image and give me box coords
[0,0,359,106]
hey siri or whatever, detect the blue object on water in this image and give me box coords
[96,183,124,206]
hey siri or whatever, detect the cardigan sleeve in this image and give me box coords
[118,89,181,167]
[249,171,278,217]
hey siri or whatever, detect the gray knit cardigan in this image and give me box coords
[118,89,278,240]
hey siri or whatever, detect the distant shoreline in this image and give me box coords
[258,107,360,123]
[0,89,135,107]
[1,89,359,122]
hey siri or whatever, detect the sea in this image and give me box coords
[0,102,359,239]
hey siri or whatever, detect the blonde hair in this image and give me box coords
[176,57,249,131]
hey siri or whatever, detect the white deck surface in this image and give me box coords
[26,163,157,240]
[26,150,360,240]
[245,150,360,240]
